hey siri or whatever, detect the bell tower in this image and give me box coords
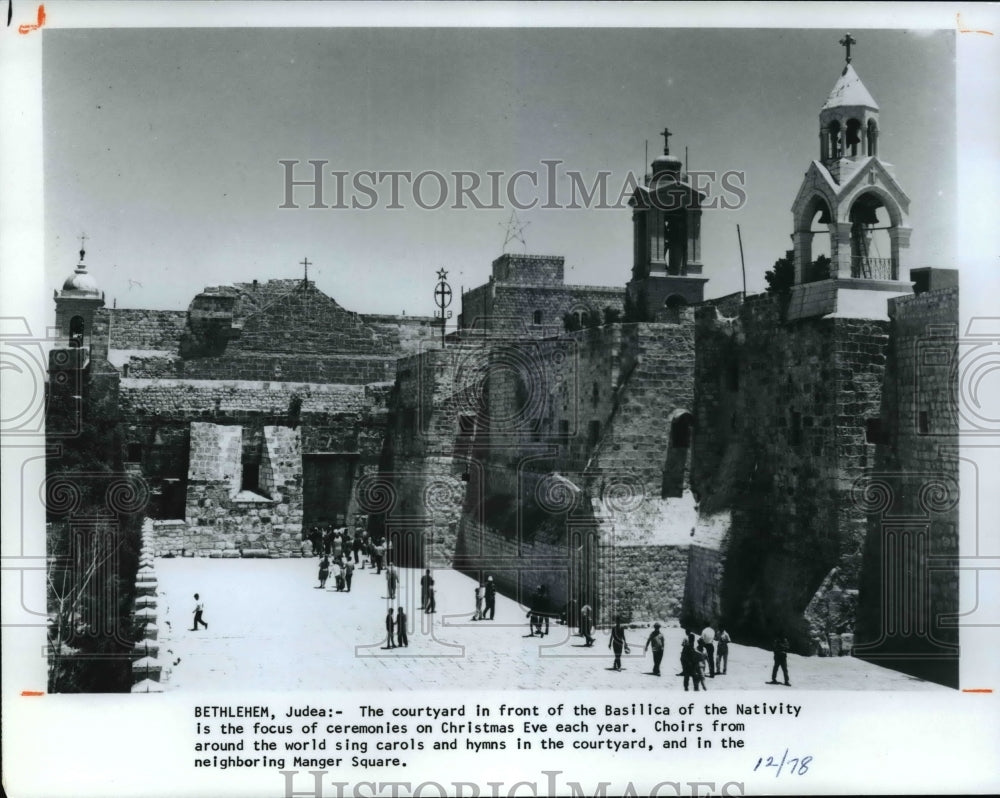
[625,127,707,322]
[53,235,105,351]
[787,34,913,320]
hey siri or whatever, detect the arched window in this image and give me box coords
[69,315,85,348]
[846,119,862,157]
[664,295,688,310]
[827,121,842,159]
[662,411,695,498]
[866,119,878,156]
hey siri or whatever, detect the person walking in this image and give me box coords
[580,605,595,646]
[385,607,396,649]
[352,533,362,565]
[191,593,208,631]
[769,634,791,686]
[716,626,731,675]
[420,569,432,610]
[533,585,550,636]
[484,576,496,620]
[396,606,408,647]
[425,585,436,614]
[645,623,665,676]
[317,555,329,589]
[386,564,398,600]
[609,619,629,670]
[701,624,717,678]
[334,559,344,592]
[344,560,354,592]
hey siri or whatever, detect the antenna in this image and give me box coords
[737,225,747,297]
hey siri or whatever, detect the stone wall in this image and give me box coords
[459,262,624,340]
[119,379,389,534]
[692,291,892,652]
[125,352,397,384]
[855,286,959,686]
[107,309,188,351]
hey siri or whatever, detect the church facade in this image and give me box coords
[48,45,959,685]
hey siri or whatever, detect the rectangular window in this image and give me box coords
[918,411,929,435]
[125,443,142,463]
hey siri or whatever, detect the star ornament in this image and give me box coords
[437,268,449,281]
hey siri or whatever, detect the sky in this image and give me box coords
[43,26,955,318]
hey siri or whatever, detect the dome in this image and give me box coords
[61,266,100,295]
[651,153,682,178]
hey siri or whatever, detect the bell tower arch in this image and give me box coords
[788,35,913,320]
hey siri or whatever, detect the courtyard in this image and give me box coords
[150,557,946,692]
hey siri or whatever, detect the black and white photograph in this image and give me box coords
[2,3,998,797]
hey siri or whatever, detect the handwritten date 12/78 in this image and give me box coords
[753,749,811,777]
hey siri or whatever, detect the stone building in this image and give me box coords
[49,267,438,556]
[48,42,959,685]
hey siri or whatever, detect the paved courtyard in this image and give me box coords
[153,557,945,692]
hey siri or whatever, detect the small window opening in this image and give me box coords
[865,418,883,444]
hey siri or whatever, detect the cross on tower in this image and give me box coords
[300,256,311,283]
[661,127,672,155]
[78,232,88,262]
[839,33,857,64]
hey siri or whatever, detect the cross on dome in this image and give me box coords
[660,127,672,155]
[840,33,857,65]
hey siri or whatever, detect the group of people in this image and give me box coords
[306,525,391,575]
[600,619,733,687]
[676,625,731,690]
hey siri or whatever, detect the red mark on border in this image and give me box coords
[957,13,994,35]
[961,688,993,693]
[21,690,44,696]
[17,3,44,34]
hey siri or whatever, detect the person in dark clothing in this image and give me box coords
[385,608,396,649]
[609,620,629,670]
[352,534,362,564]
[317,556,329,589]
[681,633,704,691]
[396,606,408,647]
[344,560,354,592]
[484,576,496,620]
[533,585,550,636]
[580,605,595,646]
[425,586,436,613]
[769,635,791,685]
[645,623,665,676]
